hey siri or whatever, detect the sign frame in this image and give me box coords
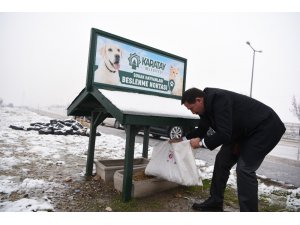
[86,28,187,99]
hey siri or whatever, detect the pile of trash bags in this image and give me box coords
[9,119,100,136]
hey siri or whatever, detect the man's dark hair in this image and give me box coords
[181,87,205,105]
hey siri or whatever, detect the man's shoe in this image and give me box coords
[192,197,223,212]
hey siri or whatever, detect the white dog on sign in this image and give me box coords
[94,43,122,85]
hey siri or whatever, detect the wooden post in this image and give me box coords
[86,111,108,176]
[142,126,150,159]
[122,125,140,202]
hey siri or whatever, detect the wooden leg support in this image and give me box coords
[142,126,150,159]
[122,125,141,202]
[85,111,108,176]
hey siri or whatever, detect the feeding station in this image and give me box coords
[67,28,199,202]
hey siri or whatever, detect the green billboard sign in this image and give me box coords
[86,28,187,99]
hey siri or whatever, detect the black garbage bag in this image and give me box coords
[9,125,25,131]
[39,127,54,135]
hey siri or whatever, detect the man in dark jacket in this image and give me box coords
[181,87,286,212]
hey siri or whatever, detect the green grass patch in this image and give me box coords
[224,185,239,207]
[110,194,162,212]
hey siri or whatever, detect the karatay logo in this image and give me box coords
[128,53,166,72]
[128,53,141,70]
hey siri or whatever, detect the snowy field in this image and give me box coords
[0,106,299,212]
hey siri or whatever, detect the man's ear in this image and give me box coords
[195,97,203,103]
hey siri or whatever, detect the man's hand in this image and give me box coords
[190,137,201,149]
[168,138,183,143]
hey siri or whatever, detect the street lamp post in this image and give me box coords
[246,41,262,98]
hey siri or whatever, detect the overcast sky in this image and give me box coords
[0,12,300,123]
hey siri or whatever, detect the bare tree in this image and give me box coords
[291,95,300,121]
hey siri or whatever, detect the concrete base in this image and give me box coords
[94,158,149,182]
[114,167,179,198]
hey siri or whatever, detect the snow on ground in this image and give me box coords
[0,106,152,212]
[0,106,299,211]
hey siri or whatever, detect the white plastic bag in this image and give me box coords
[145,140,202,186]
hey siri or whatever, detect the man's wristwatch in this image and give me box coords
[199,139,203,147]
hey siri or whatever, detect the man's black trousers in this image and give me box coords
[209,112,286,211]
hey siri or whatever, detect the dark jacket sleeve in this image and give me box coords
[186,116,210,140]
[204,93,233,150]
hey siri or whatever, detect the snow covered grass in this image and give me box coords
[0,106,152,211]
[196,159,300,211]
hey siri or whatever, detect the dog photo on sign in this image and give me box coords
[94,43,122,85]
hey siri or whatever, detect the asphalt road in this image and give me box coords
[98,124,300,187]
